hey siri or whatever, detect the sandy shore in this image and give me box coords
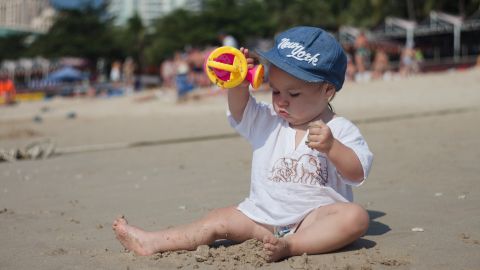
[1,69,479,269]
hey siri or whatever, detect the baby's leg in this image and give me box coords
[113,206,272,255]
[263,202,369,262]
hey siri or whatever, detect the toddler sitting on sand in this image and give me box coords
[113,26,373,262]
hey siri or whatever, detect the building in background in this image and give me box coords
[0,0,55,36]
[0,0,204,36]
[108,0,203,27]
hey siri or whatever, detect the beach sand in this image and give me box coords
[1,69,479,269]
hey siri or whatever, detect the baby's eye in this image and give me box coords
[289,93,300,97]
[272,90,280,95]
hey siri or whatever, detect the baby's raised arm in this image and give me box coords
[227,48,254,123]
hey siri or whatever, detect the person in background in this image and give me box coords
[399,45,418,77]
[188,48,211,87]
[345,53,357,82]
[372,49,389,80]
[353,32,371,82]
[110,61,122,83]
[173,51,195,102]
[0,71,16,105]
[160,57,176,89]
[123,57,136,93]
[218,31,238,48]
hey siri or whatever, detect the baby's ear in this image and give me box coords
[325,83,336,95]
[324,83,336,101]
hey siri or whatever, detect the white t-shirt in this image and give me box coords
[228,96,373,226]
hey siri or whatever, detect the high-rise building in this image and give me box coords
[0,0,55,35]
[108,0,202,27]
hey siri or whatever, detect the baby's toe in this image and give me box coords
[263,234,278,245]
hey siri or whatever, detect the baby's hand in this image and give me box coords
[306,120,334,154]
[238,47,254,88]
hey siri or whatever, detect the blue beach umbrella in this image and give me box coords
[45,66,85,82]
[50,0,103,10]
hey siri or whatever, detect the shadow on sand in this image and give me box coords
[340,209,391,252]
[365,210,391,236]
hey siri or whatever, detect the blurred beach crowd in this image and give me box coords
[1,0,480,105]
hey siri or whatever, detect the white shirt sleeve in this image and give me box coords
[227,95,280,147]
[329,118,374,186]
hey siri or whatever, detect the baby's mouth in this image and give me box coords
[278,109,289,117]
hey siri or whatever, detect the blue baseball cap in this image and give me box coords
[256,26,347,91]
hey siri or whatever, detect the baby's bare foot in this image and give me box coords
[112,216,156,256]
[263,234,290,262]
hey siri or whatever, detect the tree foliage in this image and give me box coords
[26,3,120,62]
[114,12,146,70]
[0,33,29,60]
[1,0,479,66]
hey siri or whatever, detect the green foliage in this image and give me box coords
[145,0,273,64]
[2,0,479,67]
[0,33,29,61]
[263,0,337,31]
[144,9,201,64]
[114,12,146,68]
[26,3,121,62]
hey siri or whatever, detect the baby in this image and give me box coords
[113,26,373,262]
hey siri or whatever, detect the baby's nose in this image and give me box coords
[277,97,289,106]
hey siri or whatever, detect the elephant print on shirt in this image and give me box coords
[268,154,328,186]
[268,157,298,182]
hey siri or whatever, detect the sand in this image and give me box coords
[1,68,479,270]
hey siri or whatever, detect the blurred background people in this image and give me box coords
[345,53,357,82]
[218,31,238,48]
[354,32,371,82]
[399,45,422,77]
[123,57,136,93]
[372,49,390,80]
[174,51,194,102]
[0,71,16,105]
[160,57,176,89]
[110,61,122,83]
